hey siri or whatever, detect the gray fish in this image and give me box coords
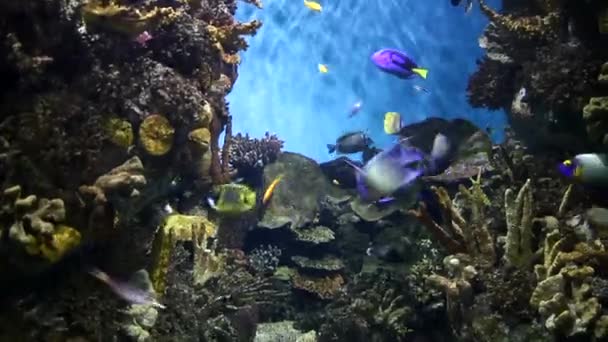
[327,131,374,154]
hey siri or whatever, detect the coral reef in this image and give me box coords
[229,132,284,179]
[1,185,81,271]
[468,0,608,149]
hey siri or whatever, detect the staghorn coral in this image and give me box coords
[503,179,535,269]
[410,170,496,268]
[229,132,284,178]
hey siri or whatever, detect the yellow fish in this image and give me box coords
[384,112,402,135]
[318,64,328,73]
[304,0,322,12]
[263,174,284,205]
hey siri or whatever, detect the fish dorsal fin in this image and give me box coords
[129,269,154,293]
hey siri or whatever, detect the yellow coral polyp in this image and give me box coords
[104,117,134,148]
[139,114,175,156]
[39,225,81,263]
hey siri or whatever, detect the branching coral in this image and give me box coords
[530,220,608,337]
[503,179,534,269]
[427,254,478,337]
[410,171,496,268]
[229,132,284,178]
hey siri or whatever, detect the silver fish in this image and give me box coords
[89,268,165,309]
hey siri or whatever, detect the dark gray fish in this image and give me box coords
[327,131,373,154]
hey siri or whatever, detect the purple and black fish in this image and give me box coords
[371,48,429,80]
[346,133,450,202]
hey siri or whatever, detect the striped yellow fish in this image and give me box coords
[304,0,322,12]
[383,112,402,135]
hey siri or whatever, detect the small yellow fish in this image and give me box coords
[263,174,284,205]
[304,0,322,12]
[384,112,402,135]
[318,64,328,73]
[332,179,340,185]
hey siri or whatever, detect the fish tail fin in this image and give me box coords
[412,68,428,79]
[327,144,336,153]
[431,133,450,161]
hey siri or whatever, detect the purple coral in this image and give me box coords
[229,132,284,177]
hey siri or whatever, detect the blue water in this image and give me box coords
[227,0,507,162]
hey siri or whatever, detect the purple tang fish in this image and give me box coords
[371,48,429,80]
[346,133,449,202]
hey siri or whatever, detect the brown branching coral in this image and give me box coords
[410,171,496,268]
[229,132,284,178]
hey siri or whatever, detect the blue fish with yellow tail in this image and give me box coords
[371,48,428,80]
